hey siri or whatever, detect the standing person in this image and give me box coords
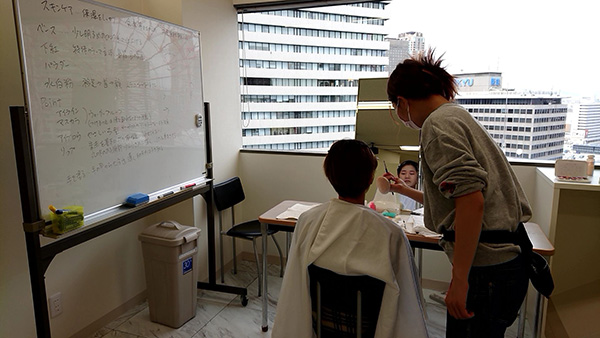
[384,50,532,338]
[272,139,428,338]
[395,159,420,210]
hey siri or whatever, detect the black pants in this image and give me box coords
[446,254,529,338]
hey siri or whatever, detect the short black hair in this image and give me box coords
[397,160,419,176]
[324,139,377,198]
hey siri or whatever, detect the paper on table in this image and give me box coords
[276,203,317,220]
[394,214,441,239]
[411,207,425,215]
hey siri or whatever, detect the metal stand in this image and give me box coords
[196,104,247,303]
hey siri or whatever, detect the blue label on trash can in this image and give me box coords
[182,257,193,275]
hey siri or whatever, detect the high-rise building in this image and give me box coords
[566,98,600,158]
[398,31,424,57]
[387,31,424,74]
[455,73,567,160]
[386,37,409,73]
[238,3,389,151]
[571,100,600,144]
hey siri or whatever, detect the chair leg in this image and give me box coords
[219,221,225,283]
[357,290,362,338]
[270,234,284,277]
[517,292,527,338]
[317,281,322,338]
[286,232,291,266]
[232,237,237,275]
[252,238,262,297]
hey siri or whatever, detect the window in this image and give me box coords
[238,1,599,162]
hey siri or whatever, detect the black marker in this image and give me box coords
[159,191,175,198]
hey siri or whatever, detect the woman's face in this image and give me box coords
[398,164,418,188]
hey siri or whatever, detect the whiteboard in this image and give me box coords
[14,0,207,222]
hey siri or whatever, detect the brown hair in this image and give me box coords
[324,139,377,198]
[387,49,457,103]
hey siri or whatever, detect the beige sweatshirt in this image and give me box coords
[420,103,532,266]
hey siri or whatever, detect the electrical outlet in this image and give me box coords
[49,292,62,318]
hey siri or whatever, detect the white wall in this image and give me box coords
[0,0,242,337]
[239,153,544,284]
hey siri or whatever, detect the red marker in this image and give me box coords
[181,183,196,190]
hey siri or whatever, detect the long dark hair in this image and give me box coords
[387,49,457,103]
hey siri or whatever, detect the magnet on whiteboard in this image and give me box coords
[195,114,202,128]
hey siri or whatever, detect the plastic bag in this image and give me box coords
[370,188,402,214]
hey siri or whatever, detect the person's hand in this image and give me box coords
[382,172,409,193]
[445,277,474,319]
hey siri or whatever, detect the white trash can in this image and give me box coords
[139,220,201,328]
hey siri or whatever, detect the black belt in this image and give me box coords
[441,223,525,246]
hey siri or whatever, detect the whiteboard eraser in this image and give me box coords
[124,193,149,207]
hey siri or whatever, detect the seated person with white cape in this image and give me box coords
[272,139,428,338]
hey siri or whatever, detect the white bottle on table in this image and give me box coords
[587,154,595,176]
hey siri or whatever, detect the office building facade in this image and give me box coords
[565,99,600,159]
[399,31,425,56]
[455,73,567,160]
[571,100,600,145]
[386,37,409,73]
[386,31,425,74]
[238,3,389,151]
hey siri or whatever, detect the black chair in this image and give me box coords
[213,177,283,296]
[308,264,386,338]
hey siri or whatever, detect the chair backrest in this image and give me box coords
[308,264,385,338]
[213,177,245,212]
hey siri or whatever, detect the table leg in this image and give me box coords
[533,291,544,338]
[286,232,291,264]
[280,232,290,276]
[261,222,269,332]
[417,248,423,280]
[532,255,550,338]
[517,292,527,337]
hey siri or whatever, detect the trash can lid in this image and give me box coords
[138,220,200,246]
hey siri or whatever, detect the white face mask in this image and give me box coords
[397,102,421,130]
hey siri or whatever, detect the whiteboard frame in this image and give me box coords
[13,0,208,227]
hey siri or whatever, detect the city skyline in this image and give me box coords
[385,0,599,99]
[236,2,595,159]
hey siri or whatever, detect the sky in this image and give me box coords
[384,0,600,99]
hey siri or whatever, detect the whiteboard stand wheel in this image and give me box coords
[240,295,248,307]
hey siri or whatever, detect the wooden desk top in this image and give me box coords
[258,200,319,227]
[259,200,555,256]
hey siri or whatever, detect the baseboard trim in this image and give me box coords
[70,291,147,338]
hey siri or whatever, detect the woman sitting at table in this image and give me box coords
[396,159,421,211]
[272,139,428,338]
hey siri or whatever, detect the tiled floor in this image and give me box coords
[90,260,529,338]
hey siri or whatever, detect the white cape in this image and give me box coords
[272,199,429,338]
